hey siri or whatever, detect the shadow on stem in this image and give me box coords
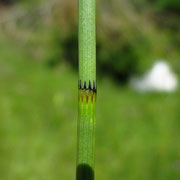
[76,164,94,180]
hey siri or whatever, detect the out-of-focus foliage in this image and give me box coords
[131,0,180,11]
[154,0,179,12]
[0,0,14,4]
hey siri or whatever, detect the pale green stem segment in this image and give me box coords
[78,0,96,84]
[77,0,96,179]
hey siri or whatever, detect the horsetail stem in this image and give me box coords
[76,0,96,179]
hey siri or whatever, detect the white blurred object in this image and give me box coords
[130,60,178,92]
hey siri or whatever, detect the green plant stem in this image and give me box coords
[76,0,96,179]
[78,0,96,83]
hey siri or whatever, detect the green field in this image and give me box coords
[0,31,180,180]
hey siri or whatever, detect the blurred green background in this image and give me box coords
[0,0,180,179]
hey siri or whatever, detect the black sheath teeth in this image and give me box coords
[84,81,87,90]
[89,80,92,90]
[78,80,97,93]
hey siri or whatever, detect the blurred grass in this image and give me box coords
[0,31,180,180]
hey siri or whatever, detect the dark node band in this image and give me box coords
[78,80,97,93]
